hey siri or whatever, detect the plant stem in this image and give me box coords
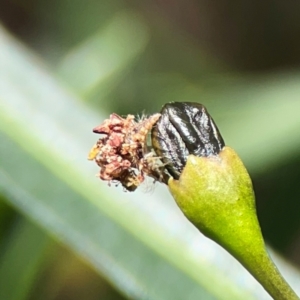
[244,244,298,300]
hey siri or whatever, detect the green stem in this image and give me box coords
[168,146,299,300]
[246,245,298,300]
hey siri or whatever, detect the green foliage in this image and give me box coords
[0,3,300,300]
[0,25,249,300]
[0,219,50,300]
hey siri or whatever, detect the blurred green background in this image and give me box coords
[0,1,300,299]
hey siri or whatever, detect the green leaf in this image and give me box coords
[57,10,150,95]
[0,218,50,300]
[0,24,299,300]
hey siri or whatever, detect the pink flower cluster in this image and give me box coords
[88,113,167,191]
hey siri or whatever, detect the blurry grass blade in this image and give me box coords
[205,78,300,173]
[0,24,299,300]
[0,133,216,300]
[0,25,249,300]
[0,197,15,241]
[0,218,50,300]
[58,10,149,94]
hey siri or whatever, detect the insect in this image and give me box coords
[151,102,225,179]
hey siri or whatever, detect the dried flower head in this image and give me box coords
[88,113,168,191]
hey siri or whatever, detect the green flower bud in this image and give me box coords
[151,102,299,300]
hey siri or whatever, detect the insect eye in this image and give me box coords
[151,102,225,179]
